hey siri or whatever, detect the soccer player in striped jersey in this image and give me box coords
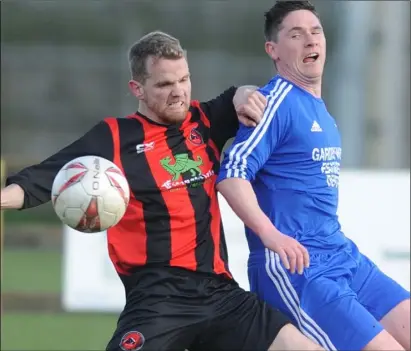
[217,1,410,351]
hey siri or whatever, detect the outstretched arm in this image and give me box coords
[1,121,113,210]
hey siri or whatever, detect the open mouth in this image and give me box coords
[303,53,319,63]
[168,102,184,108]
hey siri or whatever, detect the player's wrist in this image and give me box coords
[255,218,281,239]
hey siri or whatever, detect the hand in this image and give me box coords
[235,90,267,127]
[260,230,310,274]
[0,184,25,210]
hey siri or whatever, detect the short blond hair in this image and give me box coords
[128,31,185,82]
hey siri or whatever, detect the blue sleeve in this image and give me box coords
[217,90,291,183]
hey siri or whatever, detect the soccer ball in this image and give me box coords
[51,155,130,233]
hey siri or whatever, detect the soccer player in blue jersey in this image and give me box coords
[217,1,410,350]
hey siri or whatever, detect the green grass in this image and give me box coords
[4,204,59,224]
[2,250,120,350]
[1,312,118,350]
[2,249,61,293]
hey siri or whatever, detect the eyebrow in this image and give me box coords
[155,80,173,87]
[288,25,323,33]
[155,74,190,87]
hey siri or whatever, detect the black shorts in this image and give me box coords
[106,267,291,351]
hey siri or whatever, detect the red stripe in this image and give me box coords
[104,118,147,274]
[132,115,198,270]
[208,186,231,278]
[57,170,87,195]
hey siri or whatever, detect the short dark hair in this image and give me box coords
[128,31,185,82]
[264,1,320,42]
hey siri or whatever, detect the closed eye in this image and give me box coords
[156,81,173,88]
[180,74,190,82]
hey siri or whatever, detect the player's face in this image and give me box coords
[130,56,191,124]
[267,10,326,82]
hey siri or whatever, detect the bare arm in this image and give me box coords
[217,178,279,238]
[217,178,310,274]
[0,184,25,210]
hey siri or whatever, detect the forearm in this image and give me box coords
[0,184,25,210]
[217,177,280,238]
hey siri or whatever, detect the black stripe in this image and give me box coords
[118,118,171,264]
[196,113,231,275]
[194,112,227,274]
[164,121,214,273]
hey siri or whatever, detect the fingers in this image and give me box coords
[278,249,290,270]
[301,245,310,268]
[238,114,257,127]
[252,91,267,111]
[248,92,267,118]
[265,233,310,275]
[296,249,304,275]
[236,91,267,126]
[240,102,263,125]
[284,243,310,275]
[288,250,297,274]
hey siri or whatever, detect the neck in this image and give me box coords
[137,102,163,124]
[277,69,322,98]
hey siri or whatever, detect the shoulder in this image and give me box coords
[258,78,297,121]
[190,100,201,110]
[103,115,145,129]
[102,116,146,143]
[259,77,296,108]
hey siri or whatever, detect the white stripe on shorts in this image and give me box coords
[264,248,337,350]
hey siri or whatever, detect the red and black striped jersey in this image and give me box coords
[6,87,239,287]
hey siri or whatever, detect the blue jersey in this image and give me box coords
[217,75,347,252]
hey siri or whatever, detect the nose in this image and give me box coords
[305,33,319,48]
[171,82,184,97]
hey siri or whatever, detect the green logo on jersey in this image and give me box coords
[160,153,203,181]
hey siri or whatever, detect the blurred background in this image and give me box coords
[1,1,410,350]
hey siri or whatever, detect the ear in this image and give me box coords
[265,41,279,62]
[128,79,145,101]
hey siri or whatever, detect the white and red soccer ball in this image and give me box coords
[51,156,130,233]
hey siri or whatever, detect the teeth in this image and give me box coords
[306,53,318,58]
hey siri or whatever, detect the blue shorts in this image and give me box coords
[248,240,410,351]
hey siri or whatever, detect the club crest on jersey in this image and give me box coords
[160,153,214,190]
[160,153,203,181]
[189,127,203,145]
[119,331,145,351]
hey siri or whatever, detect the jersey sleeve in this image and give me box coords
[5,120,114,209]
[199,86,238,151]
[217,93,291,183]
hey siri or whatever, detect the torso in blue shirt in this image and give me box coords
[218,75,348,253]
